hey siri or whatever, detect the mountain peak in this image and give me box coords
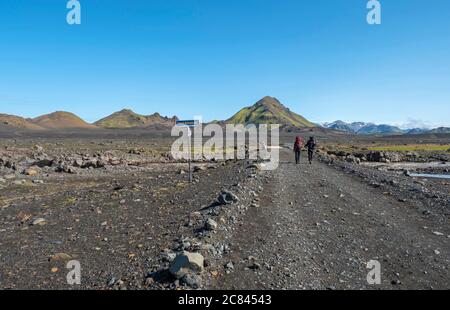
[31,111,96,129]
[95,109,177,129]
[324,120,403,135]
[255,96,283,108]
[0,113,45,130]
[226,97,314,128]
[119,108,134,113]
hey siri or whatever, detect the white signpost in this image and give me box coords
[176,120,200,183]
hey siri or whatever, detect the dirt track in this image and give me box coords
[0,142,449,290]
[210,149,449,290]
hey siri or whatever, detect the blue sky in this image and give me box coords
[0,0,449,127]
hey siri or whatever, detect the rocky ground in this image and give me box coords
[0,138,449,290]
[208,150,449,289]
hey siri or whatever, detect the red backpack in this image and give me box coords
[294,137,302,151]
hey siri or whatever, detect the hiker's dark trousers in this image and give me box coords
[308,150,314,163]
[295,151,301,164]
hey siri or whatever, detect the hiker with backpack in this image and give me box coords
[293,136,302,164]
[305,136,316,164]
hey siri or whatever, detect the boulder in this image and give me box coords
[217,190,239,205]
[366,151,384,162]
[169,251,204,279]
[384,152,403,162]
[73,159,83,167]
[345,155,360,164]
[81,160,97,169]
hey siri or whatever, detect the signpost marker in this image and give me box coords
[176,120,200,183]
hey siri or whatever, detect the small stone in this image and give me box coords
[4,174,16,180]
[32,218,46,226]
[391,279,401,285]
[181,273,202,289]
[204,218,218,231]
[49,253,72,263]
[107,276,117,287]
[190,211,202,219]
[249,262,261,270]
[193,166,206,172]
[23,168,39,176]
[143,276,155,286]
[160,249,176,262]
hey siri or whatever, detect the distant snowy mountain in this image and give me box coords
[323,120,449,135]
[324,121,403,135]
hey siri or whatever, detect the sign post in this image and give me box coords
[176,120,200,183]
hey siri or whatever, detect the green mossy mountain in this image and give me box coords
[226,96,315,128]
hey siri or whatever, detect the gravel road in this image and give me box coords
[210,150,449,290]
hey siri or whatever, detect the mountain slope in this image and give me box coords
[0,114,45,130]
[226,96,315,127]
[325,121,366,133]
[31,111,97,129]
[356,124,403,135]
[324,120,404,135]
[406,128,429,135]
[427,127,450,134]
[94,109,178,128]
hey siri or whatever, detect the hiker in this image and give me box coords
[294,136,302,164]
[305,136,316,164]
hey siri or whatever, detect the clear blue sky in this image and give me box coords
[0,0,449,127]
